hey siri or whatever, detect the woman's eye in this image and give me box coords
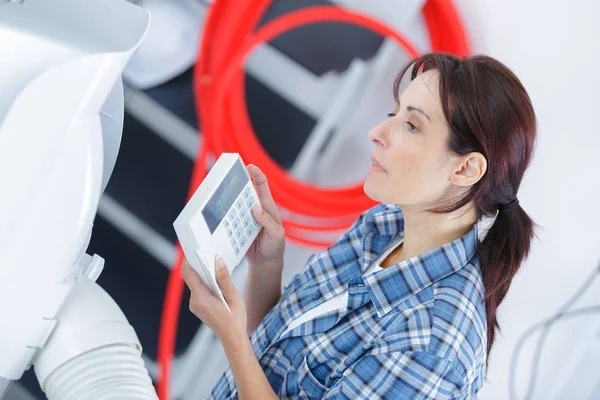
[406,121,419,133]
[387,113,396,118]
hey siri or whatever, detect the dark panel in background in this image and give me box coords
[260,0,385,75]
[18,370,45,400]
[104,112,193,242]
[89,216,200,358]
[144,68,200,130]
[245,74,317,169]
[138,0,386,169]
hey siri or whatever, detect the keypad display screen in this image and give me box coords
[202,160,247,234]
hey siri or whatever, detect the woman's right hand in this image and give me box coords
[245,164,285,271]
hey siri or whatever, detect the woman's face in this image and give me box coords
[364,69,468,209]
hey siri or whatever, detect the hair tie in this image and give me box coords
[498,198,519,211]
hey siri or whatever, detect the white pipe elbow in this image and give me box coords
[32,278,158,400]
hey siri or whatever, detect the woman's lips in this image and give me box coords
[370,156,386,173]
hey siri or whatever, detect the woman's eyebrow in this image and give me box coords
[406,105,431,121]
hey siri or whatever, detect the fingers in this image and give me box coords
[247,164,281,224]
[252,204,285,245]
[182,259,217,311]
[182,259,204,291]
[214,257,238,304]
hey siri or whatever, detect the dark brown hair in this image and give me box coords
[394,53,537,358]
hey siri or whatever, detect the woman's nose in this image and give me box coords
[368,123,387,148]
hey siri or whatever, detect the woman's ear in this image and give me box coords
[451,152,487,187]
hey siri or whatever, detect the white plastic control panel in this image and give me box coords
[174,153,262,309]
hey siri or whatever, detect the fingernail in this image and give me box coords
[252,204,263,215]
[216,257,226,271]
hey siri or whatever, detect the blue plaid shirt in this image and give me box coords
[210,204,487,399]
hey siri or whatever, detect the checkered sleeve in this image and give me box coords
[323,351,466,400]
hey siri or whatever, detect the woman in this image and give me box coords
[182,53,536,399]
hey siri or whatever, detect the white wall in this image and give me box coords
[453,0,600,398]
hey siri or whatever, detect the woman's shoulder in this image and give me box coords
[428,259,488,372]
[373,259,487,374]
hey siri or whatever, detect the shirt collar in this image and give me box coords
[361,204,478,318]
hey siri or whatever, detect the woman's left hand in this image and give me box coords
[182,257,247,343]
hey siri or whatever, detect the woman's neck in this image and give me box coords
[395,204,478,262]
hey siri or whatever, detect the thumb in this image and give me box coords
[214,257,237,301]
[252,205,284,244]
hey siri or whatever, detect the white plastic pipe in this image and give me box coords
[33,278,158,400]
[44,344,155,400]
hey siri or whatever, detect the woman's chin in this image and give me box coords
[363,178,382,203]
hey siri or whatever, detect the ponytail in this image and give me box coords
[479,205,535,356]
